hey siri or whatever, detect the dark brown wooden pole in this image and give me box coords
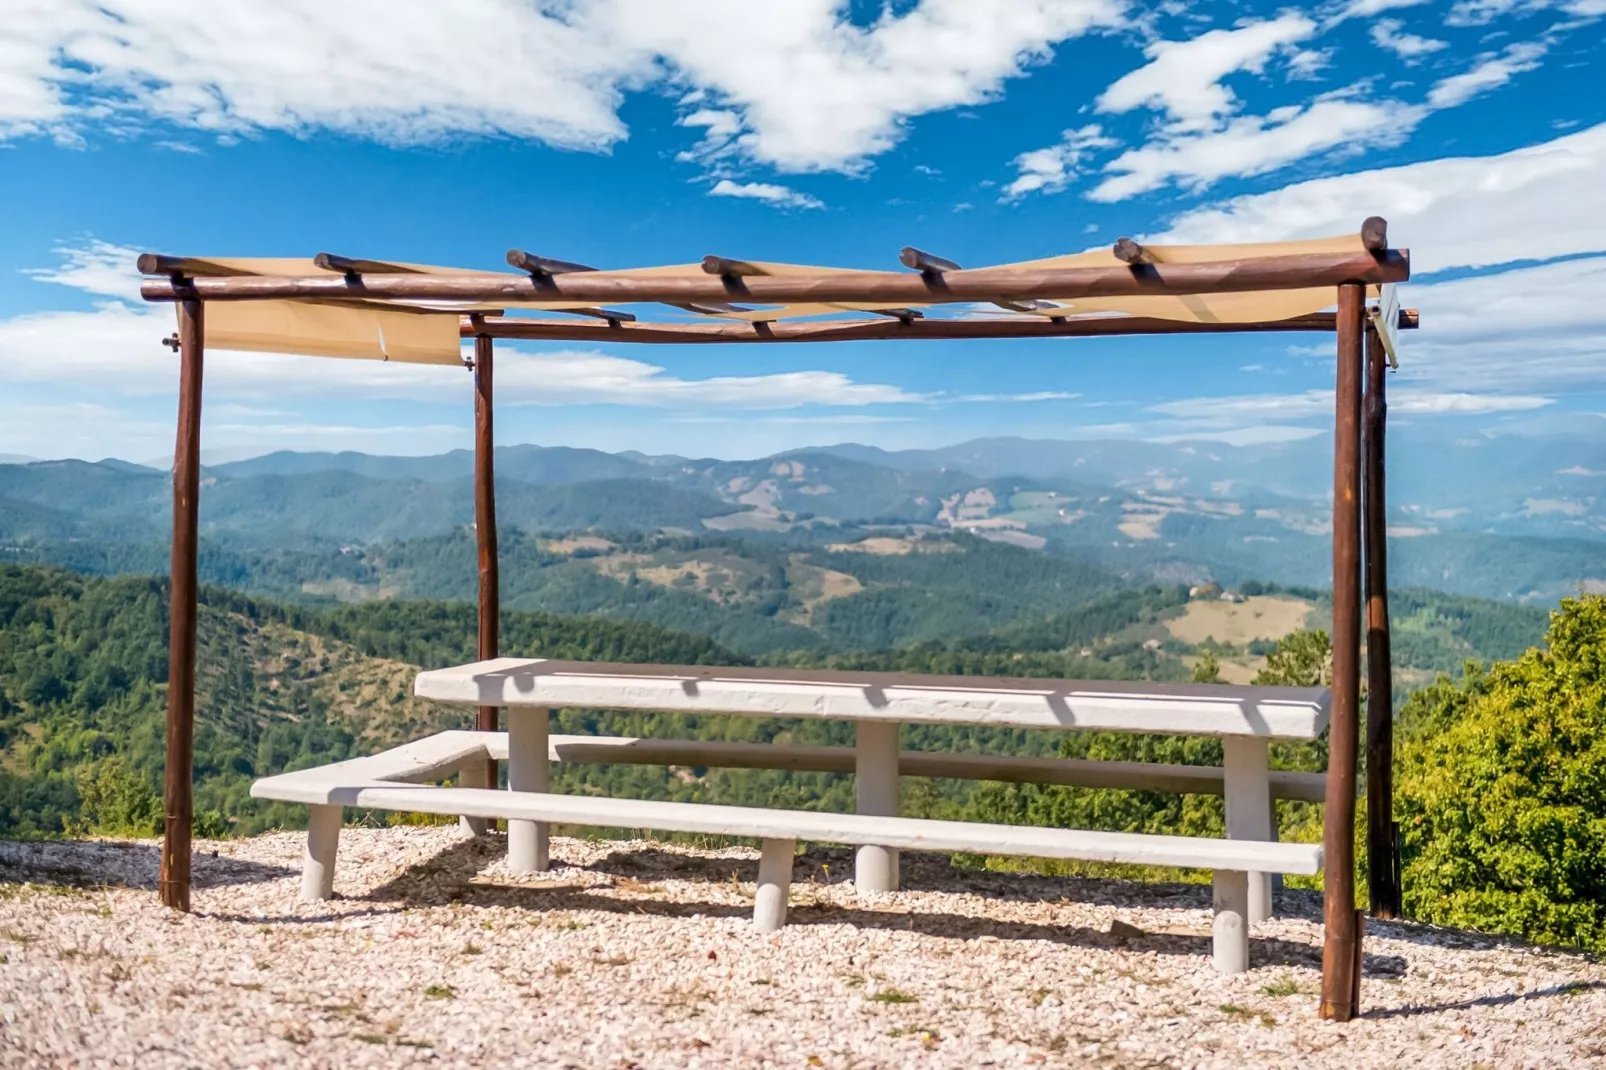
[138,248,1411,306]
[1364,321,1400,920]
[159,299,204,912]
[1321,282,1366,1020]
[474,333,500,790]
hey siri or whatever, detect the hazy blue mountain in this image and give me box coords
[213,444,652,485]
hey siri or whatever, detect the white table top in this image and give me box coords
[414,658,1330,740]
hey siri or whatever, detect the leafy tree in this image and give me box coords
[1254,629,1332,687]
[1395,595,1606,951]
[72,757,161,837]
[1190,653,1222,684]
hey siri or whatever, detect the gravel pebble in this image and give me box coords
[2,827,1603,1068]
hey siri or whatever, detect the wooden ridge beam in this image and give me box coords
[140,248,1411,305]
[460,308,1418,343]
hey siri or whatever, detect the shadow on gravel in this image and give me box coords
[359,837,1406,974]
[0,838,295,893]
[1364,980,1606,1019]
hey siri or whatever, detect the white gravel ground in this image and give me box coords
[2,826,1603,1068]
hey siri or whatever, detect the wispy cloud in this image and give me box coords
[999,125,1115,201]
[707,179,823,210]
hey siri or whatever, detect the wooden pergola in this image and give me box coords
[138,220,1413,1022]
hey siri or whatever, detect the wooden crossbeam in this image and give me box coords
[464,308,1418,343]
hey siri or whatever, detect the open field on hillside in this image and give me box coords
[1165,596,1315,646]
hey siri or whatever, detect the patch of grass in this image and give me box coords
[1219,1004,1276,1027]
[255,960,271,971]
[462,942,483,956]
[352,1034,389,1045]
[3,930,35,944]
[232,982,263,992]
[1261,975,1302,997]
[396,1037,433,1048]
[1030,987,1055,1006]
[423,984,455,1000]
[871,988,919,1005]
[551,963,572,978]
[842,972,865,988]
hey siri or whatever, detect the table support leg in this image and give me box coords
[1212,869,1250,973]
[754,838,795,932]
[855,721,900,893]
[508,706,550,873]
[1223,735,1274,923]
[302,804,341,901]
[459,759,490,837]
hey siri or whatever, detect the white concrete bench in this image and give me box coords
[250,730,1322,972]
[413,659,1330,922]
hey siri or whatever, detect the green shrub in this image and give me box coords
[1395,596,1606,950]
[71,756,161,837]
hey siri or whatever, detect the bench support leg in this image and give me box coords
[1223,736,1274,923]
[459,758,491,837]
[854,721,900,893]
[301,804,341,901]
[754,837,795,933]
[1212,869,1250,973]
[507,706,550,873]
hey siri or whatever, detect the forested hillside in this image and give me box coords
[0,562,1548,843]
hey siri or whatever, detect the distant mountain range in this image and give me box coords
[3,431,1601,604]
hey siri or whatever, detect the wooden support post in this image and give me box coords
[159,298,203,913]
[854,721,900,893]
[1321,282,1366,1021]
[507,707,550,873]
[1364,322,1400,920]
[754,838,795,932]
[472,332,499,833]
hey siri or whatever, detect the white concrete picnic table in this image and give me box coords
[413,658,1331,921]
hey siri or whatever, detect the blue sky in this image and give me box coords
[1,0,1603,462]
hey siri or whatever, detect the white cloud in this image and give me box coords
[20,240,145,301]
[1368,19,1448,61]
[707,179,824,209]
[3,0,1127,176]
[1329,0,1432,20]
[949,391,1082,402]
[1145,123,1606,274]
[1397,255,1606,392]
[1082,14,1432,201]
[1090,96,1415,202]
[999,124,1115,201]
[1426,42,1548,108]
[1150,388,1553,422]
[624,0,1128,174]
[1096,15,1317,133]
[1081,8,1564,201]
